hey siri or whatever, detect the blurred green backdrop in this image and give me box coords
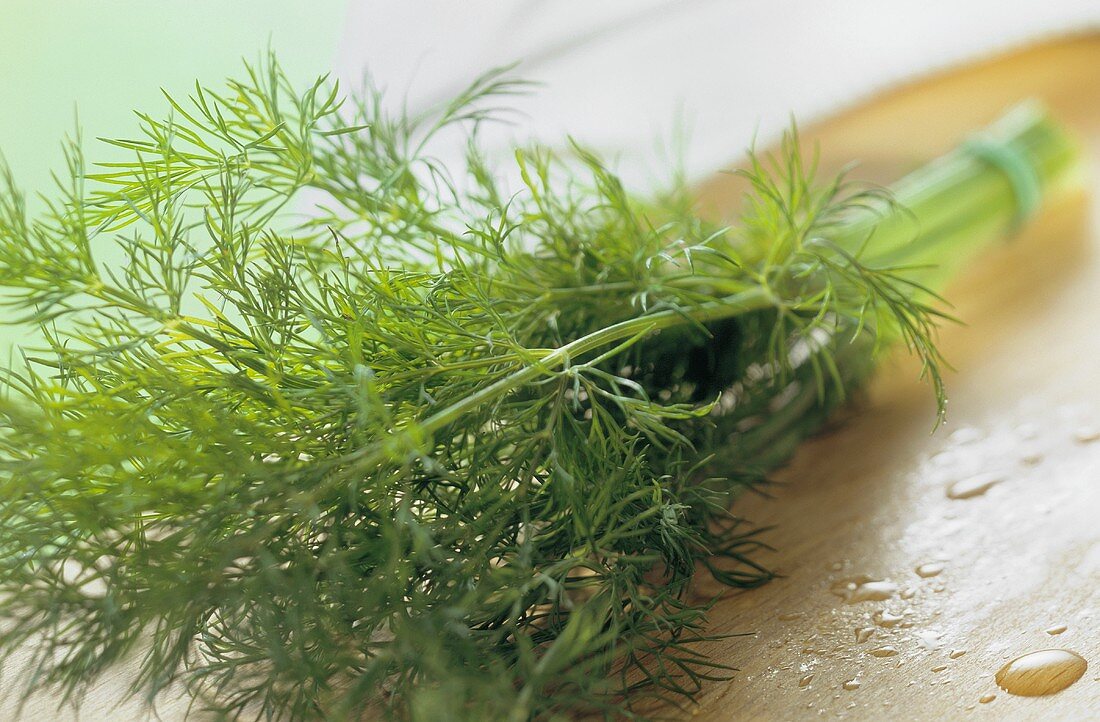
[0,0,348,353]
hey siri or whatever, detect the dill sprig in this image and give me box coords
[0,54,1079,720]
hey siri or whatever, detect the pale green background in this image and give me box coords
[0,0,348,351]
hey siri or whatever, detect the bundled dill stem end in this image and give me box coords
[0,56,1080,721]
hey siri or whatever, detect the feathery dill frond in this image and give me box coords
[0,52,1078,720]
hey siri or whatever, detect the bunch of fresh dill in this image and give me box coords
[0,55,1079,720]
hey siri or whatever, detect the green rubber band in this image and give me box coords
[962,134,1042,232]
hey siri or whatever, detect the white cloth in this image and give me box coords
[333,1,1100,182]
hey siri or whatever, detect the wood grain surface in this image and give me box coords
[3,34,1100,722]
[688,34,1100,721]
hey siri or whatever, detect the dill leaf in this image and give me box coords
[0,53,1079,720]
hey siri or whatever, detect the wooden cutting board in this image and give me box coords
[686,34,1100,721]
[2,33,1099,722]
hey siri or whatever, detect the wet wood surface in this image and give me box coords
[3,33,1100,722]
[688,34,1100,721]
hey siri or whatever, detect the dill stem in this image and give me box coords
[333,289,776,481]
[356,104,1081,473]
[1,56,1090,722]
[420,288,773,433]
[706,105,1081,497]
[843,102,1081,284]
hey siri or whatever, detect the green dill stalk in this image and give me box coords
[0,55,1081,721]
[842,101,1079,282]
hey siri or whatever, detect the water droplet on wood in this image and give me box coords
[1045,624,1067,635]
[830,576,897,603]
[1021,449,1044,466]
[873,610,905,627]
[917,631,943,650]
[995,649,1088,696]
[855,627,875,644]
[798,674,814,688]
[915,562,944,578]
[842,678,861,691]
[949,649,967,659]
[949,427,983,444]
[869,646,899,657]
[979,693,996,704]
[1074,426,1100,444]
[946,473,1002,500]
